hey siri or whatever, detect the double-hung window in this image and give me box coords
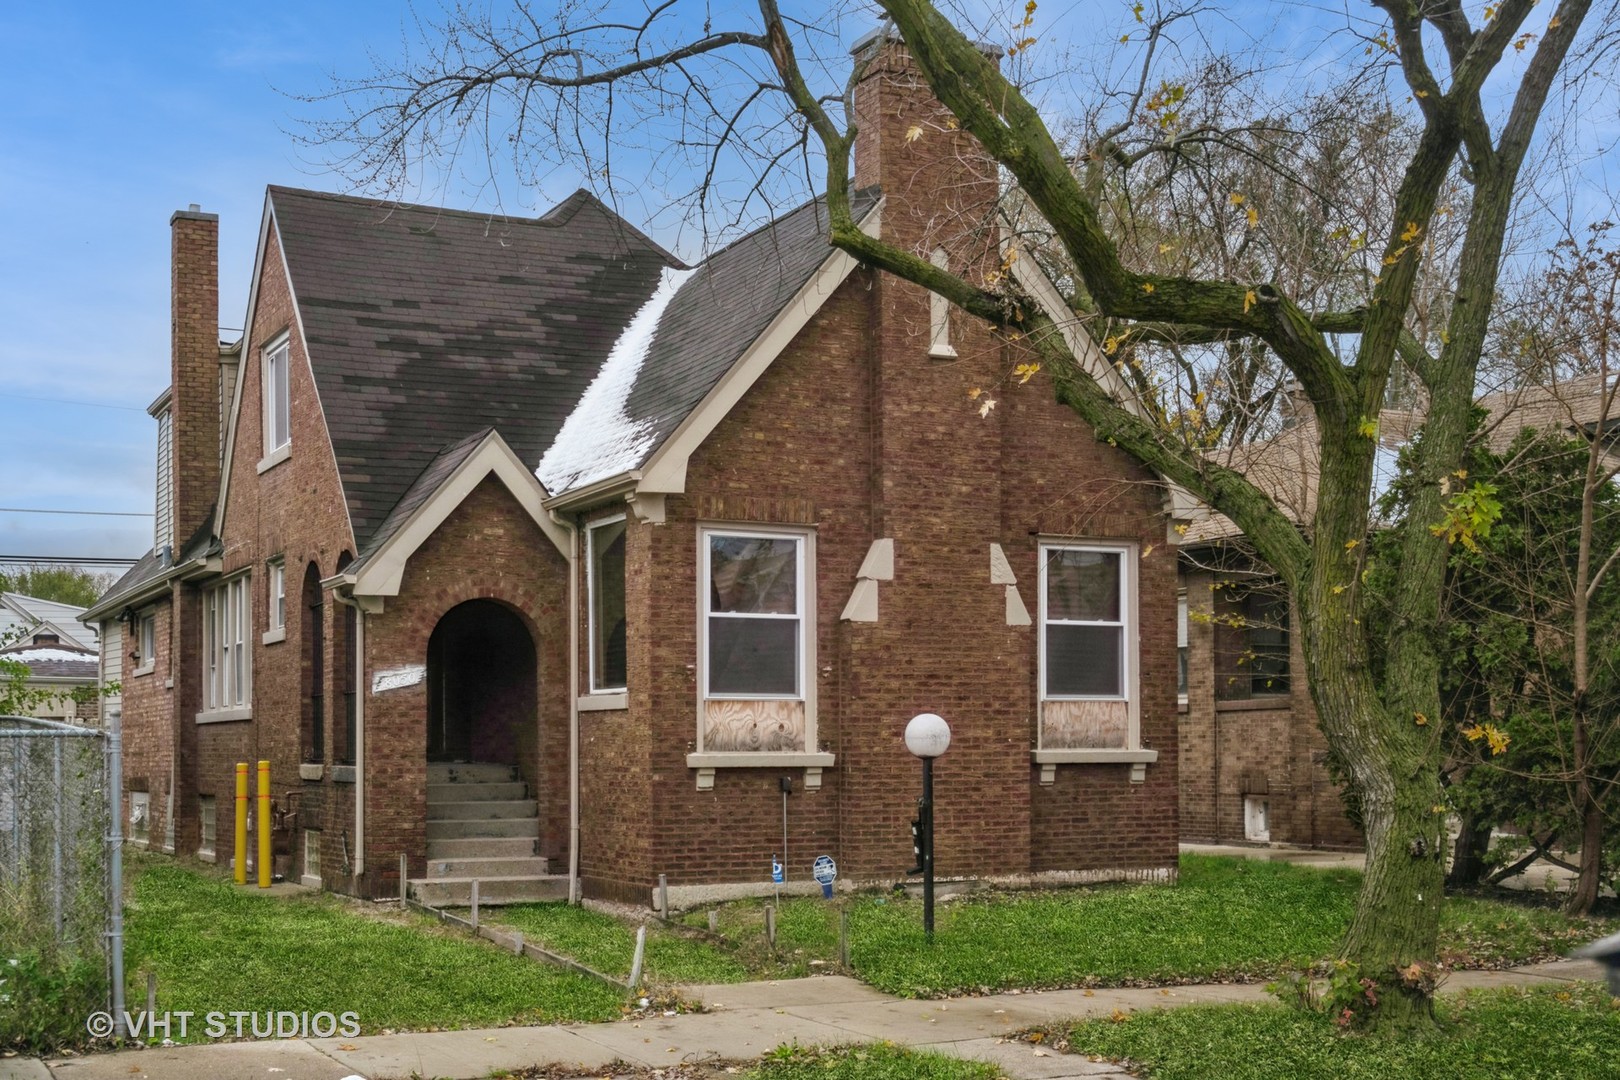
[587,517,627,694]
[264,559,286,644]
[261,336,290,466]
[133,611,156,675]
[202,574,251,719]
[698,527,812,754]
[1036,542,1142,757]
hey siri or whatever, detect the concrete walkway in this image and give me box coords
[6,958,1603,1080]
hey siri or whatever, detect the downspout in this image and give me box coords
[333,586,366,882]
[552,511,582,905]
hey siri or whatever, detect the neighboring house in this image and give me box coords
[1178,375,1615,850]
[83,34,1183,905]
[0,592,98,652]
[0,638,99,724]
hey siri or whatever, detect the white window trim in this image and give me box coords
[263,559,287,644]
[198,572,252,723]
[198,796,217,862]
[689,524,824,774]
[1177,589,1189,705]
[258,333,291,471]
[131,611,156,677]
[927,247,958,359]
[302,829,322,888]
[586,515,627,694]
[1033,540,1150,771]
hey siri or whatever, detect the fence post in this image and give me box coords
[470,879,480,929]
[108,708,127,1038]
[628,924,647,994]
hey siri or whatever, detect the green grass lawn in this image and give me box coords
[124,861,624,1039]
[487,902,750,986]
[689,856,1615,997]
[1062,983,1620,1080]
[745,1043,999,1080]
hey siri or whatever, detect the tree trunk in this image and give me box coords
[1567,785,1604,916]
[1448,812,1493,888]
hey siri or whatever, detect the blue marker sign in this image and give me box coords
[771,856,784,884]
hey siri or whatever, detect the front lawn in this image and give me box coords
[690,855,1614,997]
[123,861,623,1040]
[489,902,750,986]
[1061,983,1620,1080]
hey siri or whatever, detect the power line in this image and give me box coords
[0,393,146,413]
[0,507,153,518]
[0,555,139,567]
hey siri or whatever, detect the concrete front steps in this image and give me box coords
[410,762,567,906]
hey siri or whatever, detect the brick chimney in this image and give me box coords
[850,30,999,259]
[169,205,221,548]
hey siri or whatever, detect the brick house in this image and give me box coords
[85,34,1182,905]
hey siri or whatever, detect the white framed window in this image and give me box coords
[264,559,286,643]
[701,528,808,702]
[587,516,627,693]
[198,796,216,858]
[263,336,290,455]
[928,248,957,358]
[1033,541,1151,779]
[202,574,251,719]
[128,791,151,846]
[1245,795,1271,843]
[133,612,156,676]
[1040,544,1129,700]
[1177,590,1189,701]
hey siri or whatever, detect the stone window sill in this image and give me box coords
[299,763,324,781]
[330,765,356,784]
[578,692,627,712]
[1032,747,1159,785]
[1214,696,1292,713]
[196,706,252,724]
[256,444,290,474]
[130,663,155,678]
[686,751,836,792]
[262,627,286,646]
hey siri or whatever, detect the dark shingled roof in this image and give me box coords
[539,190,879,494]
[348,428,493,568]
[269,186,678,548]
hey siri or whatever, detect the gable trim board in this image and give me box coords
[333,430,571,603]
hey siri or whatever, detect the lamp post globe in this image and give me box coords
[905,712,951,759]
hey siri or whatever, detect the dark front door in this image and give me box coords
[425,599,536,763]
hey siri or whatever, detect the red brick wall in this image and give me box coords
[204,222,359,884]
[1177,568,1361,849]
[365,476,570,885]
[115,596,175,848]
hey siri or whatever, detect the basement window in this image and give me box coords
[1245,795,1271,843]
[128,791,150,847]
[198,796,216,860]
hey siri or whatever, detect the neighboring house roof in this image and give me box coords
[0,593,96,651]
[1478,373,1620,453]
[0,642,98,681]
[266,186,681,549]
[1182,408,1416,546]
[539,189,883,497]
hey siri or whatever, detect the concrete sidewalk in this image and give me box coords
[8,959,1604,1080]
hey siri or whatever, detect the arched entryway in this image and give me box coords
[425,599,536,765]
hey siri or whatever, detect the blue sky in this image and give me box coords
[0,1,1608,568]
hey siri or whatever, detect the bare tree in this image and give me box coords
[304,0,1617,1027]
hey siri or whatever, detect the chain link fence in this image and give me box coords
[0,715,116,1050]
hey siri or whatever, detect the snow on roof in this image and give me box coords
[537,266,698,495]
[1,647,94,664]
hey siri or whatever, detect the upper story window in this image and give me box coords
[1040,545,1128,699]
[587,516,627,693]
[133,611,156,676]
[202,574,250,719]
[263,336,290,456]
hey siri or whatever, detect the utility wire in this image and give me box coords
[0,507,153,518]
[0,393,146,412]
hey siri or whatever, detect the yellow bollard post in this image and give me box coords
[257,760,271,888]
[234,763,248,884]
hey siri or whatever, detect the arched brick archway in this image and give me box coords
[425,598,537,765]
